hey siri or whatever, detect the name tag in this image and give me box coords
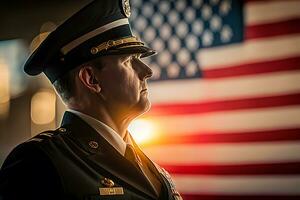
[99,187,124,195]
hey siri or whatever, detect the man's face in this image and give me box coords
[95,53,153,117]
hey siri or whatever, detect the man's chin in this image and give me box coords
[133,99,151,117]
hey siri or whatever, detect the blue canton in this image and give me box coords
[130,0,244,81]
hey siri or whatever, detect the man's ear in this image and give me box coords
[78,66,101,93]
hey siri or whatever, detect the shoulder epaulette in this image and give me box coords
[26,127,68,143]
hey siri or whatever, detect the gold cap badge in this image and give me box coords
[121,0,131,18]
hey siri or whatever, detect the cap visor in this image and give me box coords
[23,49,44,75]
[110,45,157,58]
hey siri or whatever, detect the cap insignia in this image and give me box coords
[121,0,131,18]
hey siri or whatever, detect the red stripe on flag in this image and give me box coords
[141,128,300,146]
[162,162,300,175]
[147,93,300,116]
[203,57,300,79]
[182,194,300,200]
[246,18,300,40]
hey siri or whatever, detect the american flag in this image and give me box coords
[130,0,300,199]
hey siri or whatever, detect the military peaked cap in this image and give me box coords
[24,0,156,83]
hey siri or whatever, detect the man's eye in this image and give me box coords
[134,54,141,59]
[124,56,132,65]
[132,54,142,62]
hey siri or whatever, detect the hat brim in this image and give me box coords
[107,45,157,58]
[24,48,44,76]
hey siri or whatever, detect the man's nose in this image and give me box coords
[135,60,153,80]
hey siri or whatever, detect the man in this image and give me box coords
[0,0,182,200]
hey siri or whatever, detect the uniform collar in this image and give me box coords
[67,109,128,156]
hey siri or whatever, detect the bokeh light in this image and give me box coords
[31,89,56,125]
[0,59,10,119]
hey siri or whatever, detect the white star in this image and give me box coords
[152,13,163,28]
[185,62,198,76]
[176,1,186,12]
[135,17,147,32]
[220,0,231,16]
[168,36,181,53]
[152,38,165,52]
[142,3,153,17]
[192,20,204,35]
[202,5,212,20]
[210,15,222,31]
[186,34,199,51]
[160,24,171,40]
[221,25,233,42]
[177,49,190,66]
[144,27,156,42]
[176,21,189,38]
[157,51,172,67]
[159,1,170,14]
[168,10,179,25]
[202,30,213,46]
[167,63,180,78]
[184,7,196,22]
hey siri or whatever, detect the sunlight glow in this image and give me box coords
[128,119,157,145]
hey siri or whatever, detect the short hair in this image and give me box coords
[53,58,104,103]
[53,68,77,103]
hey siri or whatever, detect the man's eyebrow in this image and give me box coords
[119,54,131,61]
[120,53,141,61]
[133,53,142,58]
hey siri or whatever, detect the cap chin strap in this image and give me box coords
[61,18,130,55]
[90,36,144,55]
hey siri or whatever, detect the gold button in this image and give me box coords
[89,141,99,149]
[90,47,98,54]
[101,178,114,187]
[58,128,66,132]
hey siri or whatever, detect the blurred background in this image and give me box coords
[1,0,300,199]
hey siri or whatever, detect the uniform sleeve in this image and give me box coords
[0,142,64,200]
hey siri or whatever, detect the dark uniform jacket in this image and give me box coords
[0,111,182,200]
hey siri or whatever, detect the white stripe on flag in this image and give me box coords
[246,1,300,25]
[146,106,300,134]
[173,175,300,195]
[148,71,300,104]
[198,34,300,69]
[143,142,300,164]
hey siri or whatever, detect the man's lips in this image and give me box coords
[140,88,148,93]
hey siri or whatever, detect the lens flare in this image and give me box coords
[128,119,156,145]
